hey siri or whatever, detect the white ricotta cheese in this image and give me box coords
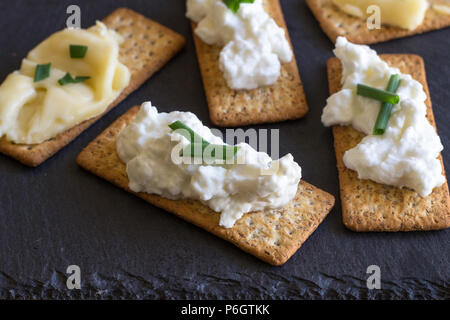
[322,37,445,197]
[117,102,302,228]
[186,0,293,90]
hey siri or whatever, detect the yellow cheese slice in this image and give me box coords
[0,22,130,144]
[332,0,429,30]
[433,4,450,15]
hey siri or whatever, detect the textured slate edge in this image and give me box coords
[1,271,448,300]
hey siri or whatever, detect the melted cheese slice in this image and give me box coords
[433,4,450,15]
[0,22,130,144]
[332,0,429,30]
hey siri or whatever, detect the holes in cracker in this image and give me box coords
[274,240,282,247]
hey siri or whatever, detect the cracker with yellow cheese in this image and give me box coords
[0,8,185,167]
[191,0,309,127]
[306,0,450,44]
[76,106,335,266]
[328,54,450,231]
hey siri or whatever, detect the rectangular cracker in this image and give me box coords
[76,106,335,266]
[0,8,185,167]
[192,0,308,127]
[306,0,450,44]
[328,54,450,232]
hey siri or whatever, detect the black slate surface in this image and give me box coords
[0,0,449,300]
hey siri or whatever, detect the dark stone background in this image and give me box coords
[0,0,448,299]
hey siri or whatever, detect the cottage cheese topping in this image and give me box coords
[322,37,445,197]
[0,22,130,144]
[117,102,302,228]
[186,0,293,90]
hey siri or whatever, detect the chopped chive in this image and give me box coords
[33,63,51,82]
[58,73,90,86]
[373,75,402,135]
[168,121,208,145]
[223,0,255,13]
[357,84,400,105]
[169,121,239,161]
[70,45,88,59]
[182,143,239,160]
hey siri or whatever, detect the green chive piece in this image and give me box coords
[58,73,90,86]
[223,0,255,14]
[169,121,208,145]
[34,63,51,82]
[70,45,88,59]
[169,121,239,161]
[182,143,239,160]
[357,84,400,105]
[373,74,402,135]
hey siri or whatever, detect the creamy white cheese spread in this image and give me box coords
[117,102,302,228]
[186,0,293,90]
[322,37,445,197]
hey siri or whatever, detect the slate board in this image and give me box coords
[0,0,448,300]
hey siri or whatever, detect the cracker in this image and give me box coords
[0,8,185,167]
[76,106,335,266]
[327,54,450,232]
[306,0,450,44]
[191,0,308,127]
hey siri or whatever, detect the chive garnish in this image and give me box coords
[58,73,91,86]
[169,121,239,161]
[357,84,400,105]
[373,75,402,135]
[70,45,88,59]
[223,0,255,14]
[169,121,209,145]
[34,63,51,82]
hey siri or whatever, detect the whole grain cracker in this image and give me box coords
[192,0,308,127]
[0,8,185,167]
[327,55,450,232]
[306,0,450,44]
[76,106,335,266]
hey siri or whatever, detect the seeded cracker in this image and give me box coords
[306,0,450,44]
[77,106,335,266]
[0,8,185,167]
[328,55,450,231]
[191,0,309,127]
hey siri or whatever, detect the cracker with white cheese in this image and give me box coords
[191,0,309,127]
[306,0,450,44]
[0,8,185,167]
[76,106,335,266]
[328,54,450,231]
